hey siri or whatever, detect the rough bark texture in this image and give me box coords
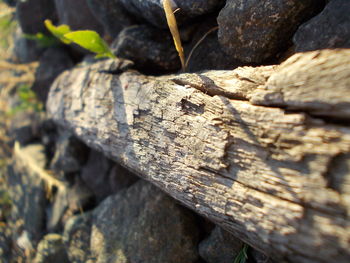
[47,49,350,263]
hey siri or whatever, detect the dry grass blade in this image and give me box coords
[14,142,66,192]
[0,75,35,84]
[163,0,186,72]
[185,26,218,69]
[0,61,38,71]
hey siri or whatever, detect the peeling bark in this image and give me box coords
[47,49,350,263]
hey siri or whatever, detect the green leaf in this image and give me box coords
[44,20,115,59]
[234,244,249,263]
[64,30,115,58]
[24,32,58,47]
[44,19,72,44]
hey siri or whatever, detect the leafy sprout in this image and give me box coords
[8,84,43,116]
[44,19,116,59]
[44,19,72,44]
[23,32,58,48]
[234,243,249,263]
[64,30,115,58]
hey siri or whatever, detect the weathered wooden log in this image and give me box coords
[47,49,350,263]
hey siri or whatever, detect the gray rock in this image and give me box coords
[86,0,135,38]
[81,150,114,202]
[91,180,199,263]
[217,0,322,63]
[7,144,47,244]
[33,234,70,263]
[16,0,57,34]
[54,0,103,33]
[63,212,93,263]
[112,25,181,73]
[293,0,350,52]
[50,131,89,174]
[32,47,73,103]
[119,0,225,28]
[199,226,243,263]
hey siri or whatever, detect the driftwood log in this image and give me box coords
[47,49,350,263]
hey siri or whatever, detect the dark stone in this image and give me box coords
[81,150,114,202]
[38,119,58,162]
[91,180,199,263]
[185,18,244,72]
[81,150,138,202]
[3,0,16,7]
[108,163,139,194]
[0,225,11,262]
[33,234,70,263]
[112,25,181,74]
[86,0,135,38]
[7,144,47,244]
[50,130,89,174]
[8,111,41,145]
[217,0,322,63]
[293,0,350,52]
[250,249,276,263]
[54,0,103,33]
[13,28,45,63]
[32,47,73,103]
[119,0,225,28]
[198,226,243,263]
[63,212,94,263]
[16,0,57,34]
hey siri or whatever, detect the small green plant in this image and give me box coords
[44,20,71,44]
[0,2,16,58]
[8,84,43,115]
[44,19,116,59]
[24,32,58,48]
[234,243,249,263]
[0,189,11,220]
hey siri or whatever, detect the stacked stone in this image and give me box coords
[5,0,350,262]
[15,0,350,75]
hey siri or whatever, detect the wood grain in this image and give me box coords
[47,49,350,262]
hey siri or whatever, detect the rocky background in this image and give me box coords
[0,0,349,262]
